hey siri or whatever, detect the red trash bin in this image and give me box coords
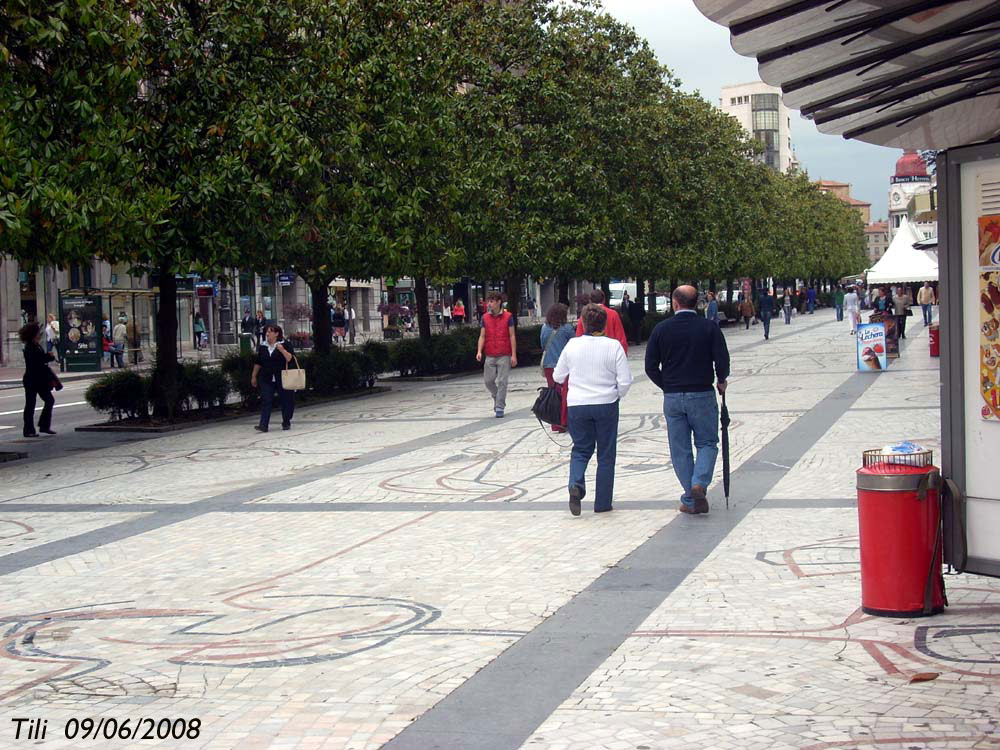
[929,323,940,357]
[856,449,946,617]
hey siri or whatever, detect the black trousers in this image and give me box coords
[897,314,908,338]
[23,382,54,435]
[259,377,294,428]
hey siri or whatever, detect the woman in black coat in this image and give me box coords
[20,322,57,437]
[250,324,295,432]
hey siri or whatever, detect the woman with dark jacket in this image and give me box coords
[20,322,57,437]
[251,324,295,432]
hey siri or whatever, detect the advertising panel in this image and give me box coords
[980,215,1000,420]
[59,295,103,371]
[856,322,887,372]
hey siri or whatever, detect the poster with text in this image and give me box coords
[980,215,1000,268]
[980,269,1000,420]
[857,322,887,372]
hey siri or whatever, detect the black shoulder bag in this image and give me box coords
[531,332,564,427]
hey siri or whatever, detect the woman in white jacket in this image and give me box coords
[553,304,633,516]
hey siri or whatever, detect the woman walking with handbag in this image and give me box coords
[540,303,574,433]
[20,322,58,437]
[251,324,295,432]
[739,297,755,330]
[553,304,633,515]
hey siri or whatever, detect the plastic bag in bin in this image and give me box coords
[880,441,928,464]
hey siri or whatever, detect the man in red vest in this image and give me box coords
[575,289,628,353]
[476,291,518,417]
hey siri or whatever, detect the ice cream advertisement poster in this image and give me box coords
[980,269,1000,420]
[979,215,1000,268]
[857,323,887,372]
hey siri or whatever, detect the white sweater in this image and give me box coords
[552,335,633,406]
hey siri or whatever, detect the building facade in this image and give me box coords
[888,149,935,240]
[720,81,797,173]
[864,220,890,262]
[815,179,872,224]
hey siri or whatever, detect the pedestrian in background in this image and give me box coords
[452,299,465,325]
[540,303,574,433]
[844,286,860,334]
[442,300,452,331]
[193,312,206,350]
[917,281,935,326]
[332,305,347,344]
[628,296,646,345]
[758,288,774,339]
[739,295,755,330]
[254,309,267,347]
[783,287,793,325]
[251,324,295,432]
[20,322,58,437]
[44,313,59,354]
[834,286,845,321]
[894,286,911,339]
[575,289,628,353]
[111,315,128,368]
[476,291,517,418]
[807,286,816,314]
[705,291,719,325]
[645,285,730,515]
[553,303,632,515]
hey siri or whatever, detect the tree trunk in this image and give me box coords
[415,276,432,342]
[310,279,333,355]
[635,278,645,309]
[709,278,716,292]
[152,263,178,419]
[558,277,570,305]
[505,274,521,321]
[647,277,656,312]
[601,278,611,300]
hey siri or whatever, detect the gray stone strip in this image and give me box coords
[756,497,857,509]
[381,368,878,750]
[0,409,529,576]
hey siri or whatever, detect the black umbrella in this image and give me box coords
[720,391,731,509]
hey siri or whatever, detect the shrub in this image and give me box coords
[220,350,259,408]
[180,361,229,411]
[390,337,434,376]
[306,350,366,394]
[430,334,466,373]
[85,370,150,421]
[361,340,391,374]
[288,331,313,350]
[514,324,543,367]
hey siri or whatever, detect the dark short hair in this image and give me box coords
[264,324,284,338]
[671,287,697,309]
[18,322,41,343]
[589,289,605,304]
[581,303,607,334]
[487,291,504,303]
[545,302,568,328]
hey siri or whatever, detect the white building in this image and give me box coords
[888,149,935,241]
[720,81,797,173]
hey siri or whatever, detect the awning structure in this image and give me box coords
[866,217,939,283]
[692,0,1000,149]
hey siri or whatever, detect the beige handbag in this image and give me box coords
[281,355,306,391]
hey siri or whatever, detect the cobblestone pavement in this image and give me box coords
[0,311,996,749]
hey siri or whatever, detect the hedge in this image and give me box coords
[85,325,546,420]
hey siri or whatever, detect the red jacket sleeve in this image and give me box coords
[606,307,628,353]
[575,318,584,337]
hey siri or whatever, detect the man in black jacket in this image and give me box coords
[644,285,730,515]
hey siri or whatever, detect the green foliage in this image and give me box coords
[180,362,229,411]
[641,313,669,341]
[85,370,150,422]
[220,350,259,409]
[391,338,435,378]
[304,350,365,395]
[361,340,392,375]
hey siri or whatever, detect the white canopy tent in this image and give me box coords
[866,217,938,285]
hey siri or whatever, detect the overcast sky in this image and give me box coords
[599,0,901,220]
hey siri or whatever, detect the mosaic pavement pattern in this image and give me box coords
[0,310,996,749]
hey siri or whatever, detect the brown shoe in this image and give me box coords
[690,485,709,514]
[678,503,696,514]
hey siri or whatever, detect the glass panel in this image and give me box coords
[752,93,780,110]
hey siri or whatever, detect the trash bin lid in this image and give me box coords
[856,466,940,493]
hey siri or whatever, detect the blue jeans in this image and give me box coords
[664,391,719,509]
[567,401,619,512]
[922,304,932,325]
[761,312,771,338]
[836,305,843,321]
[260,376,294,429]
[784,306,791,324]
[807,300,815,313]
